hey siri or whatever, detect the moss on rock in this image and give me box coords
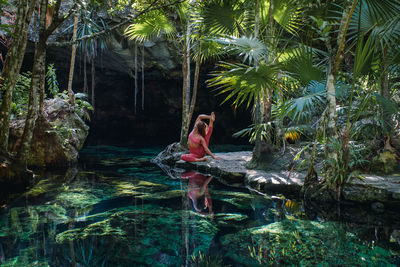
[372,151,398,174]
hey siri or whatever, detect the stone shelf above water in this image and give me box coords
[175,151,400,204]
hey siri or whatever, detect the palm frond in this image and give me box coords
[287,91,326,123]
[201,0,245,37]
[282,45,324,86]
[353,33,376,78]
[208,61,281,108]
[192,37,227,63]
[124,10,176,42]
[214,36,267,64]
[271,0,303,35]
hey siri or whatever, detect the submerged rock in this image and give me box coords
[221,218,396,266]
[9,98,89,167]
[55,205,218,266]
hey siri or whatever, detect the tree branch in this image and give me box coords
[47,0,184,47]
[44,1,78,38]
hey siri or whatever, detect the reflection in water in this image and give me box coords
[0,146,399,266]
[182,172,213,216]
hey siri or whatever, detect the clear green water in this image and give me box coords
[0,146,399,266]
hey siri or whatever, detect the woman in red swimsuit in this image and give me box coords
[181,112,216,162]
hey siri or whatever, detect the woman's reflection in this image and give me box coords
[181,172,213,217]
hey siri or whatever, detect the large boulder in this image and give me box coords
[9,98,89,167]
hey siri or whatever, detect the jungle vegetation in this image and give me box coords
[0,0,399,199]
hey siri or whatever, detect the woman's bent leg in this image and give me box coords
[181,154,207,162]
[181,154,198,162]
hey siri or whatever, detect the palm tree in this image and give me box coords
[205,0,306,163]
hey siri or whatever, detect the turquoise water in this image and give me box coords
[0,146,399,266]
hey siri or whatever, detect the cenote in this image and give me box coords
[2,0,400,266]
[0,146,399,266]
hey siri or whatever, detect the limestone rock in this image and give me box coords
[372,151,398,174]
[151,142,187,166]
[9,98,89,167]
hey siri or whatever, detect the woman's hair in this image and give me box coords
[196,121,207,138]
[193,194,207,211]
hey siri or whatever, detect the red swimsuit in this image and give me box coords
[181,126,213,162]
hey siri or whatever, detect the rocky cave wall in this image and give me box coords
[21,32,252,147]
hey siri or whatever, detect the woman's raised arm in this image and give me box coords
[195,114,211,124]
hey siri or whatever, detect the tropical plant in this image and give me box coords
[46,64,59,97]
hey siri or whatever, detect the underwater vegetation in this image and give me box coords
[0,146,398,266]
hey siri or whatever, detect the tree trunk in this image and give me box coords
[91,56,95,111]
[264,90,273,123]
[326,73,338,138]
[252,0,267,162]
[39,49,46,116]
[0,0,37,153]
[83,42,88,95]
[380,46,389,99]
[179,20,192,146]
[141,45,145,110]
[134,41,138,114]
[67,12,78,106]
[186,39,201,131]
[17,0,47,165]
[326,0,357,139]
[180,47,189,146]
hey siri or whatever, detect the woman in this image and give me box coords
[181,112,216,162]
[181,171,213,216]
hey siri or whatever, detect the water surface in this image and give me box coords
[0,146,399,266]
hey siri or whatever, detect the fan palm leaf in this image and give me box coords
[260,0,303,35]
[201,0,246,37]
[282,45,324,86]
[214,36,267,65]
[208,61,282,108]
[124,10,176,42]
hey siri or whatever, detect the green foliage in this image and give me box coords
[189,251,229,267]
[233,123,273,144]
[201,0,246,37]
[56,91,94,121]
[282,46,324,86]
[214,36,267,65]
[124,10,176,42]
[209,61,281,108]
[11,71,31,118]
[322,138,366,192]
[46,64,59,97]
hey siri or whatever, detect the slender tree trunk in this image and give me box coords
[186,38,201,131]
[91,56,95,111]
[39,49,46,116]
[326,0,357,138]
[186,57,200,131]
[252,0,267,163]
[326,73,338,138]
[141,45,145,110]
[179,19,192,146]
[264,90,273,123]
[380,46,389,99]
[83,42,88,95]
[180,47,189,146]
[17,0,47,165]
[0,0,37,153]
[134,41,138,114]
[67,12,78,106]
